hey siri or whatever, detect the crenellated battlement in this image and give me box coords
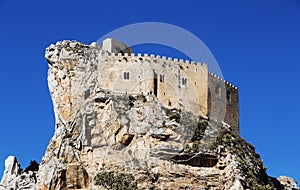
[208,72,238,89]
[107,51,207,69]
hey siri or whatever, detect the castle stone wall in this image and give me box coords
[224,83,239,133]
[208,73,239,133]
[97,52,208,116]
[94,38,238,132]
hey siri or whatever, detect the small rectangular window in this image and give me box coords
[123,72,130,80]
[160,74,165,83]
[182,78,187,85]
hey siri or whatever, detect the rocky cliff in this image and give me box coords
[0,40,298,190]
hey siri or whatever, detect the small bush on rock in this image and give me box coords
[94,171,137,190]
[24,160,39,173]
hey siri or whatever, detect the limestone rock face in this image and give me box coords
[277,176,298,190]
[0,156,37,190]
[1,39,298,190]
[1,156,19,187]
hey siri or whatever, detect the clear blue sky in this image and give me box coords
[0,0,299,183]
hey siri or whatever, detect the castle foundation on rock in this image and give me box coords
[1,38,298,190]
[91,38,239,133]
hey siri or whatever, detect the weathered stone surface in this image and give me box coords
[277,176,298,190]
[0,156,37,190]
[0,156,20,189]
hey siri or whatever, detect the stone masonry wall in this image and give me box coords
[97,38,238,131]
[208,73,239,133]
[97,52,208,116]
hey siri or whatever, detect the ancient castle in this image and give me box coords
[92,38,238,133]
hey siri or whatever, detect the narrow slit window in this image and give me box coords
[160,74,165,83]
[227,90,231,102]
[182,78,187,85]
[215,85,221,98]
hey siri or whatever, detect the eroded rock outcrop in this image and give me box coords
[0,156,37,190]
[277,176,299,190]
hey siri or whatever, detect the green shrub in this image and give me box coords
[191,120,208,141]
[162,120,166,127]
[168,113,180,122]
[94,171,137,190]
[128,95,135,107]
[112,173,137,190]
[94,171,114,188]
